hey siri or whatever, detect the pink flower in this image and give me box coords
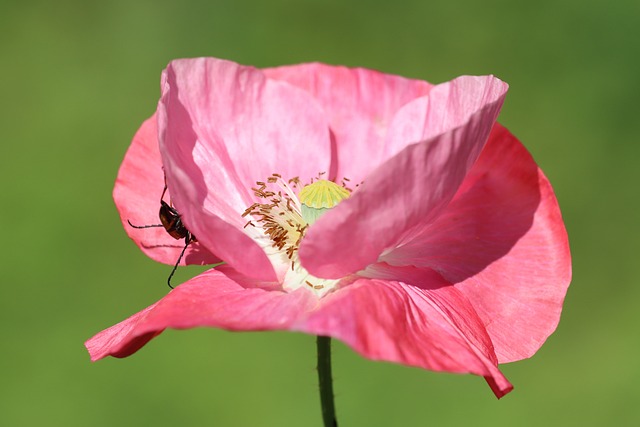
[86,58,571,398]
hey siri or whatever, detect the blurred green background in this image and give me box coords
[1,0,638,425]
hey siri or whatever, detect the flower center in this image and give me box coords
[299,179,351,225]
[242,174,351,296]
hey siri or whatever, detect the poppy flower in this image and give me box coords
[86,57,571,399]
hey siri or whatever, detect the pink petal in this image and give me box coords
[297,275,513,398]
[157,58,332,280]
[382,124,572,362]
[85,263,513,396]
[299,76,508,279]
[264,63,432,182]
[85,268,318,361]
[112,114,219,266]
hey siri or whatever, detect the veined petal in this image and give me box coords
[382,124,571,362]
[85,268,318,361]
[299,76,508,278]
[296,276,513,398]
[264,63,431,182]
[157,58,332,280]
[112,114,219,266]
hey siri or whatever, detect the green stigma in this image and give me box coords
[299,179,350,225]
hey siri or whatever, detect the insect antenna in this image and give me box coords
[127,219,164,229]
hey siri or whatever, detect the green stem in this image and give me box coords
[317,336,338,427]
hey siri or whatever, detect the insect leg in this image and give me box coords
[167,238,190,289]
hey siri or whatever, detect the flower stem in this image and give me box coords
[317,335,338,427]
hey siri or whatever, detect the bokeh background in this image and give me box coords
[2,0,638,425]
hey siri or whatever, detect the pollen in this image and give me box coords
[243,174,306,267]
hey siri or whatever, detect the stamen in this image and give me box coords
[242,203,260,217]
